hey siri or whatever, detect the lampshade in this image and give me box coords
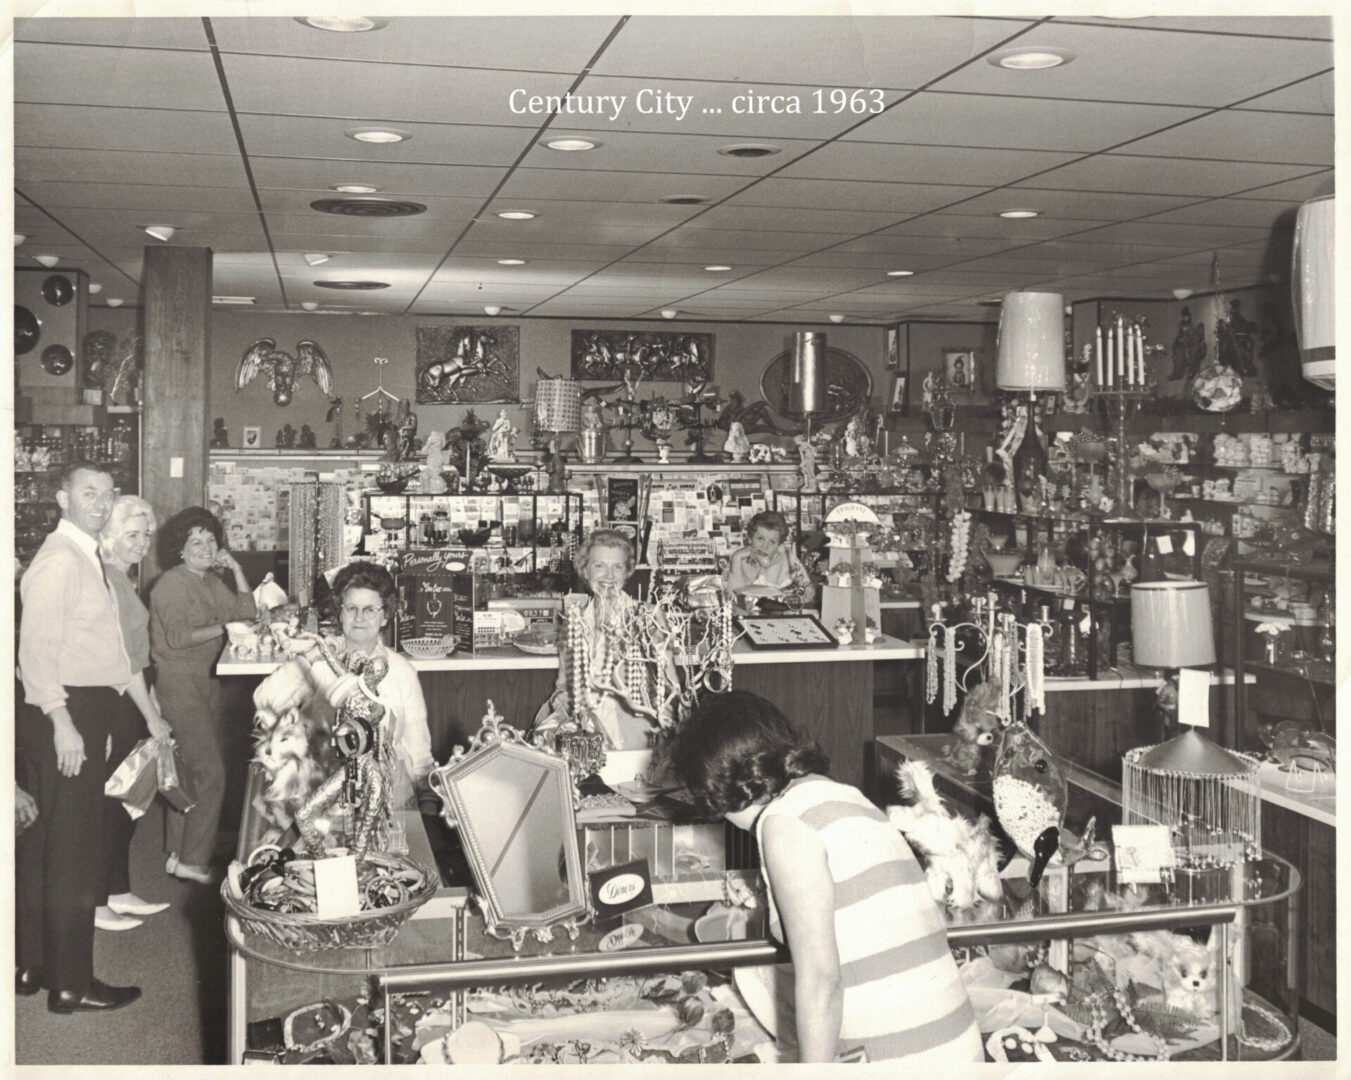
[1292,193,1334,390]
[1130,580,1216,668]
[995,291,1065,392]
[789,331,826,415]
[534,378,581,433]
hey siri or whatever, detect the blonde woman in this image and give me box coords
[97,496,173,929]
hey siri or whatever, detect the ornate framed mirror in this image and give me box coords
[428,702,590,949]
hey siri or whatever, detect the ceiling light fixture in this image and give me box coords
[661,195,711,205]
[313,280,390,290]
[661,309,678,320]
[297,16,387,32]
[144,224,176,241]
[14,234,26,246]
[886,269,915,277]
[496,258,527,266]
[1171,288,1194,301]
[301,301,320,311]
[544,137,599,152]
[484,305,502,316]
[999,209,1040,219]
[34,254,59,268]
[496,210,537,221]
[89,283,103,294]
[332,183,380,194]
[704,265,732,272]
[346,127,409,144]
[211,296,257,305]
[304,253,332,266]
[829,314,845,324]
[106,298,124,308]
[990,47,1074,70]
[718,143,782,159]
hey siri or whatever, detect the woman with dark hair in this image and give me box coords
[667,690,981,1064]
[286,561,433,810]
[149,505,256,883]
[724,510,812,603]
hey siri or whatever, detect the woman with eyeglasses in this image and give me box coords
[149,506,256,884]
[286,561,433,812]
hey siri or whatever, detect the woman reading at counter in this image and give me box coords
[150,506,256,884]
[667,690,982,1064]
[724,510,812,606]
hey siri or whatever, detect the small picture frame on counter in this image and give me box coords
[242,425,262,449]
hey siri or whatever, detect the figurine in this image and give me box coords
[422,430,446,493]
[723,420,750,463]
[844,414,865,458]
[834,617,855,644]
[275,422,297,449]
[543,436,567,494]
[210,417,230,449]
[297,424,317,450]
[658,445,671,464]
[487,408,516,462]
[795,433,818,493]
[396,398,419,460]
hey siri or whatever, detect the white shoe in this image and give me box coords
[165,853,179,876]
[107,893,171,917]
[94,906,143,932]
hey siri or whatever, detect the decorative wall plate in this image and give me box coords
[15,305,39,355]
[42,274,74,307]
[40,343,73,376]
[760,345,872,424]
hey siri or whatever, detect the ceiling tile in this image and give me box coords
[1054,16,1331,40]
[21,180,258,214]
[683,204,903,235]
[1235,71,1334,114]
[776,141,1080,186]
[15,42,227,111]
[255,189,485,220]
[1121,110,1332,166]
[1013,153,1321,197]
[515,127,824,175]
[495,168,754,204]
[1233,171,1335,202]
[880,213,1105,243]
[236,115,538,168]
[15,17,211,50]
[16,104,240,155]
[1140,199,1301,231]
[17,148,248,188]
[943,187,1201,221]
[729,177,988,215]
[250,158,510,197]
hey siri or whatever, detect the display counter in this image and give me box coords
[219,634,922,790]
[226,759,1303,1064]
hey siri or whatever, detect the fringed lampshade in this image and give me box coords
[996,291,1066,392]
[1292,193,1334,390]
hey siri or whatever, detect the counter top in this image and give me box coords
[1043,664,1254,693]
[1255,761,1336,828]
[218,633,924,676]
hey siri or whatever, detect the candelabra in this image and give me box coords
[676,388,725,463]
[1093,386,1151,512]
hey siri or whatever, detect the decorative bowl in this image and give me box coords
[400,635,457,660]
[375,478,411,495]
[984,551,1023,577]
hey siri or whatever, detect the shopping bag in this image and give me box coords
[105,737,160,820]
[156,737,198,813]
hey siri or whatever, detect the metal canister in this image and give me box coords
[578,428,606,464]
[789,331,826,416]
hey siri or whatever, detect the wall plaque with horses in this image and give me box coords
[415,325,520,404]
[570,329,714,383]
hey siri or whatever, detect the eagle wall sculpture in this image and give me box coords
[236,338,334,406]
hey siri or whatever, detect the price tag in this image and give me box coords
[313,854,361,919]
[1111,824,1176,884]
[1177,667,1211,728]
[1155,534,1174,554]
[589,859,653,920]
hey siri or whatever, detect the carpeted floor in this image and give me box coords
[11,800,1340,1065]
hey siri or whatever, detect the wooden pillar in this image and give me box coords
[142,244,212,568]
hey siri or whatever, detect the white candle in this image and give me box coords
[1117,317,1125,379]
[1095,325,1104,385]
[1126,323,1135,385]
[1105,332,1114,386]
[1136,325,1146,385]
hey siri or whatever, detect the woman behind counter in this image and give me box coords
[668,690,982,1065]
[96,496,174,928]
[724,510,813,605]
[150,506,256,884]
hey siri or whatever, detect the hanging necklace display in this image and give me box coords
[925,605,941,706]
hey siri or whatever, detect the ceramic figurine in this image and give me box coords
[396,398,419,461]
[298,424,317,450]
[795,433,818,493]
[422,430,446,493]
[210,417,230,449]
[723,421,750,463]
[487,408,516,462]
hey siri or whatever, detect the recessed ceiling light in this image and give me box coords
[829,314,845,324]
[704,265,732,272]
[718,143,781,159]
[313,280,390,290]
[211,296,256,305]
[89,283,103,294]
[484,305,502,316]
[331,183,380,194]
[144,224,177,241]
[886,270,915,277]
[297,16,387,32]
[304,253,332,266]
[14,234,26,246]
[661,309,679,320]
[106,298,124,308]
[1172,288,1194,300]
[544,137,599,152]
[661,195,711,205]
[990,47,1074,70]
[301,301,320,311]
[496,258,527,266]
[34,254,59,268]
[346,127,409,144]
[999,209,1040,219]
[496,210,537,221]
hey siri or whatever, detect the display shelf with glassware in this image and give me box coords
[15,414,140,565]
[360,490,584,573]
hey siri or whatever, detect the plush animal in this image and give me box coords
[1134,929,1243,1032]
[887,760,1002,909]
[250,661,326,838]
[946,680,1003,774]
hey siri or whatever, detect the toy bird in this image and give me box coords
[237,338,334,406]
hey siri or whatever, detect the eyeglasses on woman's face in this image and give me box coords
[342,603,384,621]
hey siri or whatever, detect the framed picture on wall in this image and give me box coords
[887,373,908,416]
[241,425,261,449]
[885,326,899,371]
[944,348,978,395]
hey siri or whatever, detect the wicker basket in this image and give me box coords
[222,851,439,951]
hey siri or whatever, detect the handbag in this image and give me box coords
[156,737,198,813]
[104,737,160,820]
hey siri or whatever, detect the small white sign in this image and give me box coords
[313,854,361,919]
[1155,534,1173,554]
[1112,824,1176,884]
[1178,667,1211,729]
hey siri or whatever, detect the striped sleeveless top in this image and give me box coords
[754,774,982,1063]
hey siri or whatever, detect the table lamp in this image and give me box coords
[996,291,1066,394]
[789,330,826,441]
[533,377,581,488]
[1292,193,1334,390]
